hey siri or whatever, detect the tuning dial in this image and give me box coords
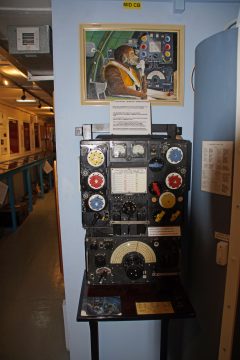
[88,194,105,211]
[165,173,183,190]
[123,252,144,280]
[122,201,137,215]
[159,192,176,209]
[166,147,183,164]
[87,149,105,167]
[88,172,105,190]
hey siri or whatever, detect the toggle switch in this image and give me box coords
[152,182,161,196]
[149,181,161,196]
[154,210,165,223]
[170,210,181,222]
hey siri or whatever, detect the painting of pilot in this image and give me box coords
[104,45,147,99]
[81,24,184,105]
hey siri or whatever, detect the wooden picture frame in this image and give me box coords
[80,23,184,106]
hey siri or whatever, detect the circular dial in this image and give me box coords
[159,192,176,209]
[123,252,145,280]
[149,157,164,172]
[88,194,105,211]
[122,201,137,215]
[112,144,126,158]
[166,147,183,164]
[132,144,145,157]
[165,172,183,190]
[87,149,105,167]
[88,172,105,190]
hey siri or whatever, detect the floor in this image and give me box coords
[0,191,70,360]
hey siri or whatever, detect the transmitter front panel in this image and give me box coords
[80,134,191,285]
[80,137,191,236]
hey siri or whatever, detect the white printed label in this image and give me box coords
[201,141,233,196]
[111,168,147,194]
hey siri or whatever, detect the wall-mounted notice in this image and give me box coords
[123,1,142,10]
[201,141,233,196]
[110,101,151,135]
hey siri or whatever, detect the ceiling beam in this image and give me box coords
[0,45,28,78]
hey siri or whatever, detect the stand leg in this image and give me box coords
[160,319,169,360]
[89,321,99,360]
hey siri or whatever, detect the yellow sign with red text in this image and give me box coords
[123,1,142,10]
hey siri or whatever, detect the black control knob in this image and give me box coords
[123,252,144,280]
[122,201,137,215]
[90,241,98,250]
[104,240,113,250]
[95,254,106,267]
[149,157,164,172]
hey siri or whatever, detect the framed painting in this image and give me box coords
[80,23,184,105]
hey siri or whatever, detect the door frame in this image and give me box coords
[218,26,240,360]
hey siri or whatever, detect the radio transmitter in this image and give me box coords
[80,125,191,285]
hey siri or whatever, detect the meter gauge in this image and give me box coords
[131,143,145,157]
[87,149,105,167]
[88,172,105,190]
[112,143,127,158]
[166,147,183,164]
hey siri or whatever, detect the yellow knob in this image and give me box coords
[159,192,176,209]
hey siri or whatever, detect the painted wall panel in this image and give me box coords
[51,1,240,359]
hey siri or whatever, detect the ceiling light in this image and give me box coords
[39,106,52,110]
[16,90,36,103]
[16,98,37,103]
[3,79,9,86]
[21,90,26,100]
[1,66,27,78]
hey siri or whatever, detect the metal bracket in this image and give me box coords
[27,71,54,81]
[76,124,181,140]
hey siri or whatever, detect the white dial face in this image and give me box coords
[132,144,145,156]
[112,144,126,158]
